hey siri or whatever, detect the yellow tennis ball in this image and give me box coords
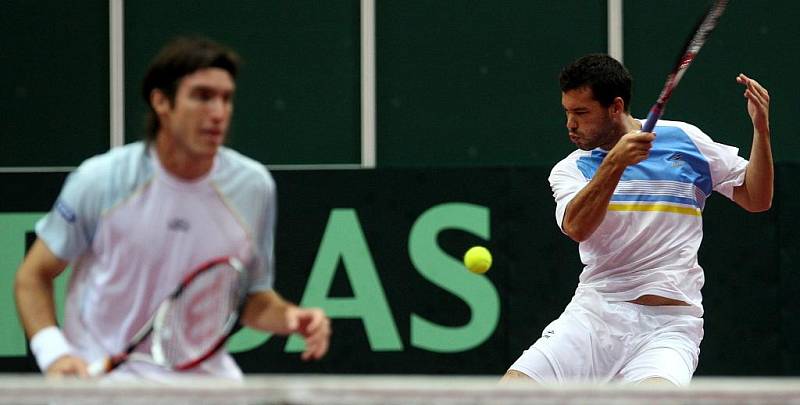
[464,246,492,274]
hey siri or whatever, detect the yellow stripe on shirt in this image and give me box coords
[607,203,701,216]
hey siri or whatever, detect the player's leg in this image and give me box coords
[618,346,697,386]
[502,346,555,383]
[501,369,535,382]
[637,376,678,385]
[504,309,601,383]
[615,305,703,386]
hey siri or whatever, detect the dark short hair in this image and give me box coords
[559,54,632,111]
[141,36,241,141]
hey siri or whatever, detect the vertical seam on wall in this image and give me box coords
[110,0,125,148]
[361,0,376,168]
[608,0,624,62]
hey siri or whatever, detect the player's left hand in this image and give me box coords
[736,73,770,135]
[286,306,331,361]
[46,355,89,378]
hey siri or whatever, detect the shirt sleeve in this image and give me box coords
[35,160,104,261]
[687,127,749,200]
[248,171,277,293]
[548,156,590,232]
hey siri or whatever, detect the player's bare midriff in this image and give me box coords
[628,295,689,306]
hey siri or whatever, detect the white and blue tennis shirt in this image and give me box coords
[36,142,276,379]
[549,119,748,316]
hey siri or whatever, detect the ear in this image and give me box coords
[609,96,626,116]
[150,89,171,115]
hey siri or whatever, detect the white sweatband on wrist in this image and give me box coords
[30,326,74,372]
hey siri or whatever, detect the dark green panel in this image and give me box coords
[376,1,607,167]
[695,195,781,375]
[1,167,798,375]
[777,164,800,374]
[625,0,800,163]
[1,0,109,166]
[124,0,360,165]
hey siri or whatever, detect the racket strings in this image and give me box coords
[154,263,241,368]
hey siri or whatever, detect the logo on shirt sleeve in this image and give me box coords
[55,199,77,223]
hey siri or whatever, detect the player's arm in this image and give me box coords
[14,238,88,376]
[732,73,773,212]
[562,131,655,242]
[241,290,331,360]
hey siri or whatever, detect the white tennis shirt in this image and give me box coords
[36,142,276,379]
[549,119,748,317]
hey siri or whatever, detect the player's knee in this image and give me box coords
[500,369,535,383]
[636,376,677,386]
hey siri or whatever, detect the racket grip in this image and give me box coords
[86,357,110,377]
[642,106,663,133]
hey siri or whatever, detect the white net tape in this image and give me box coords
[2,375,800,405]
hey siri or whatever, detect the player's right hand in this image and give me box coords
[606,130,656,167]
[46,355,89,378]
[285,306,331,361]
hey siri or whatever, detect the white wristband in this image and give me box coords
[30,326,74,372]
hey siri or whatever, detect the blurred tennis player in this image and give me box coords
[503,54,772,385]
[14,36,330,379]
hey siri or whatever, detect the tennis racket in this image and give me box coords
[87,256,248,376]
[641,0,729,132]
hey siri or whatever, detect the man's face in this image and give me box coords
[561,86,616,151]
[159,67,235,159]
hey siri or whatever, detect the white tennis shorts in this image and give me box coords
[509,287,703,386]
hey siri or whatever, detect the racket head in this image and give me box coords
[150,256,247,370]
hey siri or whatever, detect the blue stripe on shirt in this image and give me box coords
[576,124,713,197]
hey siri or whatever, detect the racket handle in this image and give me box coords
[87,357,110,377]
[641,105,663,133]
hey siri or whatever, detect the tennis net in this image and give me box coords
[1,374,799,404]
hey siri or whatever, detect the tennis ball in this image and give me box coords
[463,246,492,274]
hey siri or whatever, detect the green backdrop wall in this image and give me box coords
[1,0,109,167]
[124,0,361,165]
[3,1,797,168]
[0,167,797,375]
[1,0,798,376]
